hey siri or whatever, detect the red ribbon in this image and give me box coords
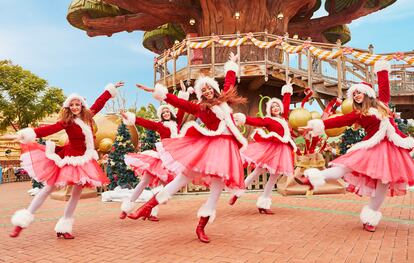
[301,87,313,108]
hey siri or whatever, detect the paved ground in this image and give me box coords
[0,182,413,263]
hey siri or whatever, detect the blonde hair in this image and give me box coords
[199,85,247,110]
[58,106,94,126]
[353,96,390,118]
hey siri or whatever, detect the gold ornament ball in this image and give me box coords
[99,138,114,153]
[341,98,353,114]
[288,108,312,130]
[325,113,347,137]
[310,111,322,120]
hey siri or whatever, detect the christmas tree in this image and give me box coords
[140,129,159,151]
[32,138,46,189]
[106,123,137,190]
[339,127,366,155]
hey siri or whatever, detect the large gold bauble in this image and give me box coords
[288,108,312,130]
[93,113,139,153]
[341,98,353,115]
[310,111,322,120]
[325,113,347,137]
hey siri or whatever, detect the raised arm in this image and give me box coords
[374,60,391,105]
[233,113,267,128]
[281,83,293,119]
[303,111,360,137]
[121,111,162,132]
[222,52,239,92]
[16,122,66,144]
[151,84,199,116]
[90,82,122,115]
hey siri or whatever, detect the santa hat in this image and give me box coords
[347,82,376,99]
[266,98,284,117]
[157,104,177,120]
[62,94,88,108]
[194,76,220,101]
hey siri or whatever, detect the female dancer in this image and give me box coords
[6,82,122,238]
[229,82,296,214]
[297,61,414,232]
[130,52,247,243]
[119,82,191,221]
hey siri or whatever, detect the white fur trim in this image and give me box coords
[141,150,160,158]
[157,104,177,120]
[63,93,88,108]
[104,83,118,98]
[233,113,246,126]
[194,76,220,101]
[153,84,168,101]
[374,60,391,74]
[155,189,171,204]
[178,103,248,149]
[360,205,382,226]
[251,117,297,151]
[281,83,293,95]
[187,87,195,94]
[256,196,272,209]
[348,115,414,152]
[17,128,36,143]
[161,121,178,138]
[44,118,99,167]
[266,98,284,116]
[150,206,159,217]
[304,168,326,189]
[347,83,376,99]
[54,217,74,234]
[121,199,136,213]
[197,205,216,223]
[224,60,239,75]
[122,111,136,126]
[11,209,34,228]
[231,188,245,197]
[177,90,190,100]
[307,119,325,137]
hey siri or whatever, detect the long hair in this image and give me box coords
[353,96,390,118]
[199,85,247,110]
[161,112,177,123]
[58,106,94,126]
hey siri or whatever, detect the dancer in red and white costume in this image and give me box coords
[297,61,414,232]
[5,82,122,239]
[229,82,296,214]
[133,52,247,243]
[118,84,191,221]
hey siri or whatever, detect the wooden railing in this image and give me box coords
[154,32,414,98]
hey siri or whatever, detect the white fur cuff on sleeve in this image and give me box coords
[105,83,119,98]
[17,128,37,143]
[224,60,239,75]
[122,112,136,126]
[308,119,325,137]
[281,83,293,95]
[153,84,168,101]
[177,91,190,100]
[374,60,391,74]
[233,113,246,126]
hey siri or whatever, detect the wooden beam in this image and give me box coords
[248,77,266,90]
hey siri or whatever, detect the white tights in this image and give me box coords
[129,173,152,202]
[241,167,277,199]
[27,184,83,218]
[318,165,389,211]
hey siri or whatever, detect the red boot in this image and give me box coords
[147,216,160,222]
[119,211,127,220]
[294,176,314,190]
[57,232,75,239]
[258,208,274,215]
[128,196,159,220]
[228,195,238,205]
[363,223,376,232]
[9,226,23,238]
[196,216,210,243]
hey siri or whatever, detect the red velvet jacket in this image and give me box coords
[18,87,116,167]
[133,117,181,139]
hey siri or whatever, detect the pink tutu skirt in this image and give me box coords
[241,141,294,176]
[20,143,108,187]
[156,135,245,189]
[331,139,414,197]
[125,151,175,187]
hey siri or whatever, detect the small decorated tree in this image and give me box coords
[106,123,137,190]
[339,127,366,155]
[140,129,159,151]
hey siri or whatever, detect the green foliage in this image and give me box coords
[140,129,159,151]
[0,60,65,131]
[339,127,365,154]
[394,118,408,135]
[106,123,137,190]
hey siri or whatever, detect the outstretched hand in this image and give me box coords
[229,52,239,62]
[120,110,128,119]
[115,81,124,88]
[0,134,19,142]
[136,84,154,92]
[298,126,313,134]
[179,80,187,91]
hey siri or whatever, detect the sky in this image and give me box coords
[0,0,413,112]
